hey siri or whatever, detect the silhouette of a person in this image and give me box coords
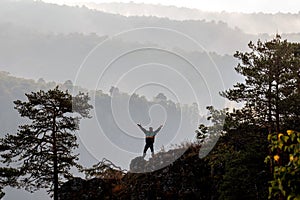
[137,124,163,158]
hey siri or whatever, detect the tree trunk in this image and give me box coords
[275,79,280,133]
[275,58,280,133]
[52,115,58,200]
[268,73,273,134]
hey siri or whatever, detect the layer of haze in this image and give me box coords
[42,0,300,14]
[42,0,300,34]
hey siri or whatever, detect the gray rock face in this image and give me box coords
[129,148,187,173]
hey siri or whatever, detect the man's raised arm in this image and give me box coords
[137,123,147,133]
[154,125,163,134]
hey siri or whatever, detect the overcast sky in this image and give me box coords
[42,0,300,13]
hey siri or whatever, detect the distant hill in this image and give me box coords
[0,22,242,106]
[83,2,300,34]
[2,0,300,56]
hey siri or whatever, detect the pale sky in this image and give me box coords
[42,0,300,13]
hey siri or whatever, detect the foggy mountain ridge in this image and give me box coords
[82,2,300,34]
[0,22,242,106]
[1,0,300,56]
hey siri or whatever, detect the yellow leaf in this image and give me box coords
[287,130,293,136]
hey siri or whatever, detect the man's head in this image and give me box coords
[149,127,153,132]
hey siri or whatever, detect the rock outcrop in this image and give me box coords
[121,145,211,199]
[59,145,212,200]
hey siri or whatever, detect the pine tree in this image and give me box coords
[0,168,19,199]
[0,87,93,200]
[221,35,300,132]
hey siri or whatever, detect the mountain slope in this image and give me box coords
[0,0,284,55]
[83,2,300,34]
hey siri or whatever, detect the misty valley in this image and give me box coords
[0,0,299,200]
